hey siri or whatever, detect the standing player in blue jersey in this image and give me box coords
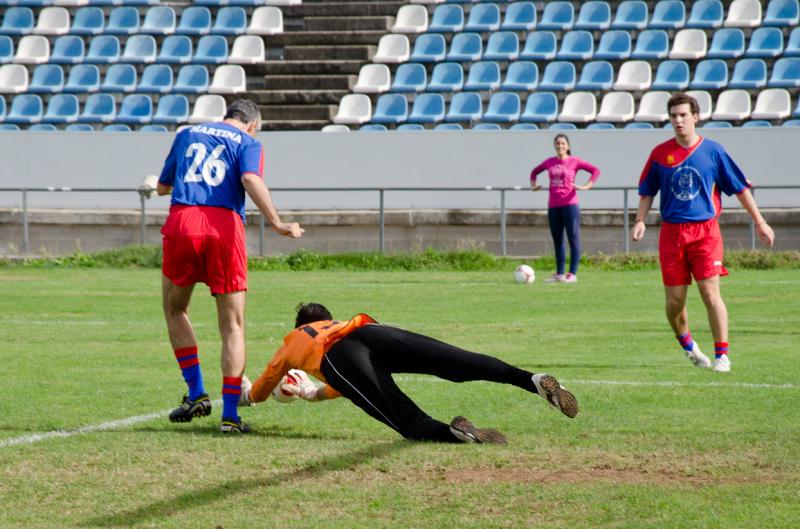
[631,93,774,373]
[154,99,303,433]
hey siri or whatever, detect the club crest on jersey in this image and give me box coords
[671,165,702,201]
[667,154,675,165]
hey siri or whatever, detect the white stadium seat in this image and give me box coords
[614,60,652,90]
[750,88,791,120]
[321,124,350,132]
[353,64,391,94]
[558,92,597,122]
[13,35,50,64]
[597,91,635,122]
[392,5,429,34]
[34,7,70,36]
[372,34,410,64]
[189,94,226,124]
[0,64,30,93]
[332,94,372,125]
[724,0,762,27]
[686,89,713,120]
[247,7,283,35]
[209,64,246,94]
[669,29,707,59]
[634,91,671,122]
[712,89,752,120]
[54,0,88,6]
[228,36,265,64]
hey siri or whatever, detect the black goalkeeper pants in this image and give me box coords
[319,324,539,443]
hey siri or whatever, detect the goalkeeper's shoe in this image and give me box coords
[685,343,711,368]
[449,416,507,444]
[532,374,579,418]
[169,394,212,423]
[220,417,250,435]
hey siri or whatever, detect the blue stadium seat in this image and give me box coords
[79,93,116,123]
[612,1,648,30]
[428,5,464,33]
[71,7,105,35]
[520,31,557,60]
[539,1,574,30]
[783,119,800,127]
[509,123,539,130]
[729,58,767,89]
[101,63,136,92]
[177,6,212,36]
[576,61,614,90]
[786,28,800,56]
[0,125,20,131]
[193,35,228,64]
[85,35,121,63]
[152,94,189,124]
[445,91,482,122]
[575,1,611,30]
[410,33,446,62]
[408,93,445,123]
[0,37,13,64]
[104,124,132,132]
[472,123,501,130]
[137,64,173,93]
[520,92,558,122]
[50,36,85,64]
[121,34,157,63]
[649,0,685,29]
[141,6,176,35]
[395,124,425,131]
[763,0,800,26]
[741,120,772,128]
[391,62,426,92]
[586,122,616,130]
[28,64,64,93]
[1,8,34,36]
[43,93,78,123]
[116,94,152,124]
[595,30,632,60]
[65,124,94,131]
[690,59,729,89]
[501,61,538,91]
[483,92,520,123]
[501,2,536,30]
[6,94,42,124]
[483,31,519,61]
[212,7,247,35]
[105,7,140,36]
[557,30,594,60]
[707,28,745,59]
[464,61,501,91]
[64,64,100,93]
[427,62,464,92]
[371,94,408,124]
[173,64,209,93]
[687,0,723,28]
[632,30,669,59]
[548,123,578,130]
[793,96,800,117]
[464,3,500,32]
[140,124,168,132]
[768,58,800,88]
[28,124,57,131]
[359,124,388,132]
[434,123,463,130]
[624,122,654,129]
[158,35,193,64]
[539,61,576,91]
[446,32,482,62]
[0,96,6,121]
[746,27,784,58]
[652,60,690,90]
[702,121,733,128]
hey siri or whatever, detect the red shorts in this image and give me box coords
[658,218,728,287]
[161,205,247,295]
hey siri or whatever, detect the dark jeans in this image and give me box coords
[548,204,581,275]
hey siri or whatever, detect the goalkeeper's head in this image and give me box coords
[295,302,332,328]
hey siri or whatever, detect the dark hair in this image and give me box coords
[295,302,332,328]
[224,99,261,126]
[554,134,571,156]
[667,92,700,116]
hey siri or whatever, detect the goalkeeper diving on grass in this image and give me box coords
[242,303,578,444]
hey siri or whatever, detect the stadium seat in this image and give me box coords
[64,63,100,92]
[707,28,745,58]
[116,94,152,124]
[445,91,481,122]
[782,119,800,127]
[464,61,501,91]
[71,7,104,35]
[746,27,784,58]
[634,91,670,122]
[509,123,539,130]
[465,3,500,32]
[141,6,176,35]
[34,7,70,35]
[43,93,78,123]
[28,123,57,131]
[0,37,13,64]
[13,35,49,64]
[586,122,615,130]
[391,62,426,92]
[229,35,265,64]
[395,123,425,131]
[520,92,558,122]
[435,123,464,130]
[428,5,464,32]
[79,92,115,122]
[520,31,557,60]
[472,123,502,131]
[612,1,648,29]
[372,35,410,63]
[54,0,91,6]
[763,0,800,26]
[575,1,611,30]
[0,124,20,131]
[686,89,713,120]
[1,8,34,36]
[101,63,136,92]
[702,121,733,128]
[558,92,596,123]
[687,0,723,28]
[49,35,84,64]
[427,62,464,92]
[750,88,791,119]
[28,64,64,93]
[121,34,156,63]
[137,64,173,93]
[501,61,537,91]
[576,61,614,90]
[501,2,536,30]
[407,93,445,123]
[194,35,228,64]
[65,123,94,131]
[140,124,168,132]
[614,60,651,90]
[670,29,707,59]
[729,58,767,89]
[594,31,632,60]
[332,93,371,125]
[105,7,139,35]
[724,0,762,27]
[740,120,771,128]
[247,6,283,35]
[6,94,43,123]
[103,124,132,132]
[0,64,28,93]
[212,7,247,35]
[631,30,669,59]
[547,123,577,130]
[85,35,120,63]
[649,0,685,29]
[173,64,209,93]
[653,60,690,90]
[539,1,574,31]
[0,96,6,121]
[596,91,635,122]
[483,31,519,61]
[539,61,576,91]
[410,33,446,62]
[320,124,350,132]
[557,30,593,60]
[152,94,189,124]
[353,64,390,94]
[446,32,482,62]
[624,122,654,129]
[358,124,388,132]
[157,35,192,64]
[483,92,520,123]
[177,6,211,35]
[371,93,408,124]
[188,94,225,124]
[391,5,428,33]
[768,58,800,87]
[209,64,246,94]
[711,89,751,120]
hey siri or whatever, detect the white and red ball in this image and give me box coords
[514,264,536,284]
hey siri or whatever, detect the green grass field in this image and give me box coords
[0,267,798,529]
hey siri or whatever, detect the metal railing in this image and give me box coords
[1,185,796,255]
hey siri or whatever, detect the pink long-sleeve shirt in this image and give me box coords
[530,156,601,208]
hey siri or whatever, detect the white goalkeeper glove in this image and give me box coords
[281,369,319,401]
[137,174,159,199]
[238,375,255,407]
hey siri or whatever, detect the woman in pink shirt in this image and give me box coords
[529,134,601,283]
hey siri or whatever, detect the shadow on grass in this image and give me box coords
[130,424,352,441]
[82,439,410,528]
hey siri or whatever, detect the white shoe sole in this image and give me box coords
[686,346,711,368]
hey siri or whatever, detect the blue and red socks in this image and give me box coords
[677,332,695,353]
[222,376,242,421]
[174,345,206,401]
[714,342,729,359]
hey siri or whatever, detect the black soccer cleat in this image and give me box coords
[449,416,507,444]
[169,394,212,423]
[220,417,250,435]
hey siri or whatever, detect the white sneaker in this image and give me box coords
[531,374,578,418]
[544,274,565,283]
[562,273,577,283]
[685,343,711,368]
[712,355,731,373]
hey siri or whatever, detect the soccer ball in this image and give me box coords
[514,264,535,284]
[270,372,299,403]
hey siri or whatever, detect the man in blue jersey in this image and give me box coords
[153,99,303,433]
[631,92,774,373]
